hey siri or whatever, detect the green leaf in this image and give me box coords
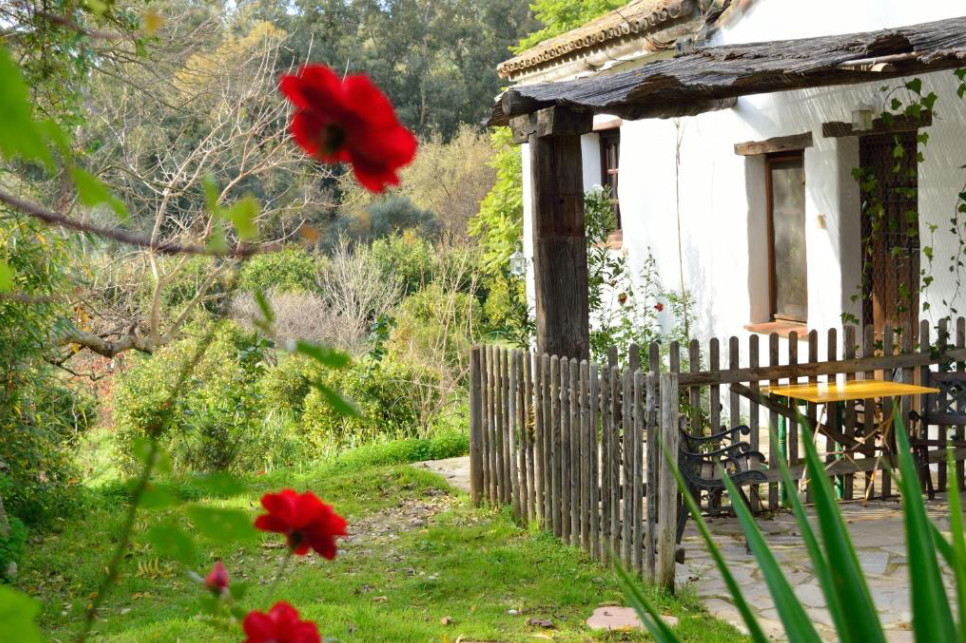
[295,341,351,368]
[254,290,275,325]
[70,166,128,221]
[891,413,957,641]
[661,439,770,643]
[0,586,44,643]
[146,524,197,564]
[944,446,966,643]
[906,78,923,95]
[186,506,258,543]
[313,382,361,418]
[0,260,14,292]
[140,483,179,509]
[0,47,51,166]
[717,464,823,643]
[614,561,681,643]
[798,425,887,643]
[203,175,221,213]
[190,472,247,498]
[207,228,228,253]
[773,429,850,639]
[224,196,259,241]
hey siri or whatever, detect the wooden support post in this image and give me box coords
[657,372,680,593]
[521,107,593,360]
[470,347,483,504]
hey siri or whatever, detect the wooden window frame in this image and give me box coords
[765,151,808,324]
[600,129,621,231]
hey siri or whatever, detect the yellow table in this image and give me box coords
[761,379,938,500]
[762,380,939,404]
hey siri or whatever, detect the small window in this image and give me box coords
[600,129,621,230]
[766,152,808,323]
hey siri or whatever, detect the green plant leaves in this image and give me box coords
[613,560,681,643]
[717,467,822,643]
[224,196,259,241]
[186,506,258,543]
[70,166,128,222]
[0,46,51,166]
[0,587,44,643]
[146,524,197,565]
[295,341,351,368]
[798,425,886,643]
[891,413,957,641]
[661,440,770,643]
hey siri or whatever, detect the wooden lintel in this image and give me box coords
[535,106,594,138]
[509,114,536,144]
[617,97,737,121]
[735,132,813,156]
[822,111,933,138]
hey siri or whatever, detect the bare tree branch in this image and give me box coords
[0,189,277,257]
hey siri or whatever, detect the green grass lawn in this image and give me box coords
[16,455,745,642]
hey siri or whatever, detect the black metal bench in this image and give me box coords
[675,425,768,545]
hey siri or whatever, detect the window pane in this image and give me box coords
[770,158,807,321]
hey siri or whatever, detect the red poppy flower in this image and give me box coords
[204,560,229,594]
[279,65,417,193]
[655,302,665,312]
[242,602,320,643]
[254,489,347,558]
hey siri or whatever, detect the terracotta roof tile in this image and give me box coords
[498,0,700,79]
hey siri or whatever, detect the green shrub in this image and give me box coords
[302,357,443,455]
[390,283,481,372]
[238,248,321,294]
[0,515,27,580]
[113,323,272,474]
[369,234,435,295]
[366,196,440,241]
[259,354,318,419]
[0,382,96,525]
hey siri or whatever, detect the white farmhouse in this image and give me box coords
[495,0,966,359]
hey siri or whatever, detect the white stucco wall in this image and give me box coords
[521,0,966,356]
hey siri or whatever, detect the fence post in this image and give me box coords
[657,372,680,593]
[470,347,483,505]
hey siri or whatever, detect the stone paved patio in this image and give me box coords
[680,496,960,642]
[418,457,958,642]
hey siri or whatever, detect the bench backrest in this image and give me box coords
[922,371,966,426]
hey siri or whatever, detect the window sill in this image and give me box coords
[605,230,623,250]
[744,320,810,339]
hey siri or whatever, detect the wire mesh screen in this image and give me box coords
[858,131,921,341]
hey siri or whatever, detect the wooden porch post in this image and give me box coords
[512,106,593,360]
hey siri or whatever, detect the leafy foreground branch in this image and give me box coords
[620,412,965,643]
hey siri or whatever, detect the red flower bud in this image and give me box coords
[655,303,665,312]
[280,65,417,193]
[242,602,319,643]
[254,489,347,559]
[205,560,229,594]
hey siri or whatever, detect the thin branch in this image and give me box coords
[0,189,278,257]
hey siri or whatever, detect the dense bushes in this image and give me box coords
[0,515,26,580]
[238,249,321,294]
[302,357,443,453]
[113,324,279,473]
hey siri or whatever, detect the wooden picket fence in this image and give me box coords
[468,317,966,592]
[468,345,682,590]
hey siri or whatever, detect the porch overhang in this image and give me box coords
[490,15,966,125]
